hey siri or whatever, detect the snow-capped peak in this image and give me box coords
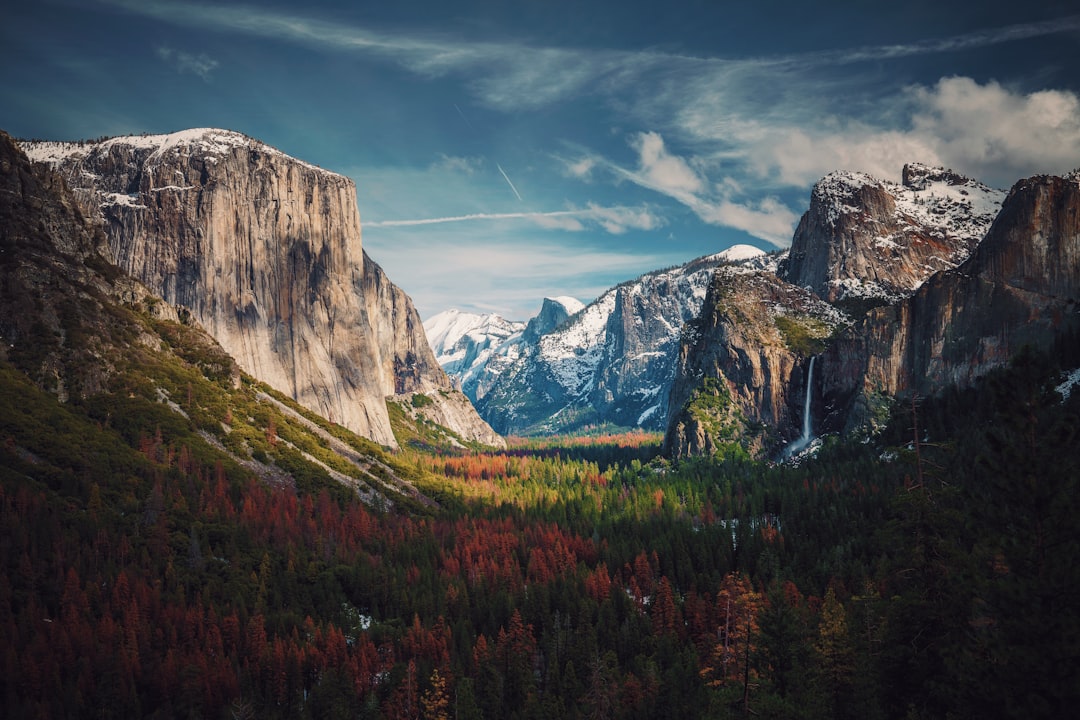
[20,128,336,177]
[715,244,766,263]
[547,296,585,315]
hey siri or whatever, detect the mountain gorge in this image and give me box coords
[21,130,501,449]
[432,247,771,436]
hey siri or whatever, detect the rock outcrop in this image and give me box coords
[663,267,846,459]
[22,129,501,448]
[820,172,1080,433]
[780,164,1003,304]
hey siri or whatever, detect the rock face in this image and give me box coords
[21,129,501,448]
[469,249,769,435]
[820,172,1080,433]
[663,267,846,459]
[780,164,1003,304]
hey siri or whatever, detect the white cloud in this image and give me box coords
[633,131,704,195]
[563,156,597,180]
[698,197,801,247]
[155,46,219,80]
[595,132,798,245]
[910,77,1080,183]
[709,78,1080,189]
[584,202,662,234]
[431,154,482,175]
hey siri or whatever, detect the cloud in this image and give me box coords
[698,197,802,247]
[633,131,704,195]
[713,78,1080,188]
[911,77,1080,183]
[364,230,672,318]
[591,132,798,245]
[365,204,663,235]
[109,1,1080,112]
[155,46,219,80]
[430,154,482,175]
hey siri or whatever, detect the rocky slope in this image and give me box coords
[663,266,846,459]
[780,164,1003,305]
[21,129,501,448]
[820,171,1080,434]
[469,246,773,435]
[1,128,442,512]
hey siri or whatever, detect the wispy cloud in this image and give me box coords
[365,231,673,319]
[366,204,662,235]
[590,132,798,246]
[155,46,218,80]
[107,1,1080,108]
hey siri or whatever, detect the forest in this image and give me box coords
[2,335,1079,719]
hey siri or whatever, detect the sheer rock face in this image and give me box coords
[820,173,1080,433]
[22,130,500,448]
[780,164,1004,303]
[663,268,845,459]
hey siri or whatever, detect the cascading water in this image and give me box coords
[785,356,815,457]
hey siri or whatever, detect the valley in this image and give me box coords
[2,126,1079,720]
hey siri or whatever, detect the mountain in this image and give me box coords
[667,165,1080,458]
[21,129,501,449]
[469,247,770,435]
[0,127,443,507]
[780,163,1004,306]
[820,170,1080,435]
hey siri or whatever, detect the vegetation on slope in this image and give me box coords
[2,321,1079,719]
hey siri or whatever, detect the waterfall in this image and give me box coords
[785,356,815,457]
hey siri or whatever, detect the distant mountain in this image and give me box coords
[424,308,529,400]
[462,247,772,435]
[20,129,502,449]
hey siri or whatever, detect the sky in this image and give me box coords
[3,0,1080,321]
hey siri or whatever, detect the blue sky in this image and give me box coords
[3,0,1079,320]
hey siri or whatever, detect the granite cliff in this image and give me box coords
[667,166,1079,459]
[22,129,501,448]
[663,266,845,459]
[820,172,1080,434]
[780,164,1003,305]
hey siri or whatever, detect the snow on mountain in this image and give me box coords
[22,129,336,177]
[474,252,760,435]
[783,164,1005,303]
[423,309,527,400]
[715,244,766,263]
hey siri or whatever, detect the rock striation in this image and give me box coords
[21,129,501,448]
[780,164,1003,304]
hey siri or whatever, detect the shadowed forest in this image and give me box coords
[2,342,1079,719]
